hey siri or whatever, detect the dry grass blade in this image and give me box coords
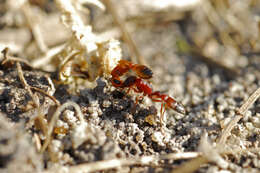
[1,48,40,107]
[21,2,48,52]
[59,51,81,74]
[34,133,42,152]
[1,48,32,68]
[68,152,200,173]
[31,43,66,68]
[171,156,208,173]
[16,62,40,107]
[217,87,260,146]
[171,133,226,173]
[31,87,60,106]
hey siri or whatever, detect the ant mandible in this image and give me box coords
[110,60,186,127]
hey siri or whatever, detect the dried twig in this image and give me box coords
[67,152,200,173]
[59,50,81,74]
[2,48,40,107]
[171,133,228,173]
[46,75,56,95]
[31,86,60,106]
[34,133,42,152]
[21,1,48,52]
[171,156,208,173]
[1,48,32,68]
[31,43,66,68]
[217,87,260,147]
[102,0,146,65]
[2,48,62,147]
[11,53,50,139]
[16,62,40,107]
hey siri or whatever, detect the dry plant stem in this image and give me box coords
[40,101,84,153]
[46,75,56,95]
[171,156,208,173]
[34,133,42,152]
[2,48,58,138]
[2,56,32,67]
[68,152,200,173]
[31,43,66,68]
[2,49,57,106]
[31,86,60,106]
[16,60,50,140]
[16,62,40,107]
[102,0,146,65]
[217,87,260,146]
[21,2,48,52]
[157,152,200,160]
[1,48,54,74]
[17,61,49,137]
[130,11,185,26]
[1,48,32,68]
[59,51,81,73]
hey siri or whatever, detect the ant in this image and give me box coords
[110,60,186,127]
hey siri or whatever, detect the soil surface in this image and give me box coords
[0,0,260,173]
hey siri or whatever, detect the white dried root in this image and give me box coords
[199,133,228,169]
[172,133,228,173]
[55,0,121,85]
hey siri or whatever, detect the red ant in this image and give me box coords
[110,60,185,127]
[120,75,186,126]
[111,60,186,124]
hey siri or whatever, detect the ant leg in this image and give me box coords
[150,98,166,124]
[126,87,131,94]
[160,103,166,126]
[135,95,143,104]
[151,99,162,102]
[160,103,167,135]
[160,103,163,125]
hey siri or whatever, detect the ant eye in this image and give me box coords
[113,79,121,85]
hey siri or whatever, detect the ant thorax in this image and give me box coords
[135,78,153,95]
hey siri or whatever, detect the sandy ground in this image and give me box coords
[0,0,260,173]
